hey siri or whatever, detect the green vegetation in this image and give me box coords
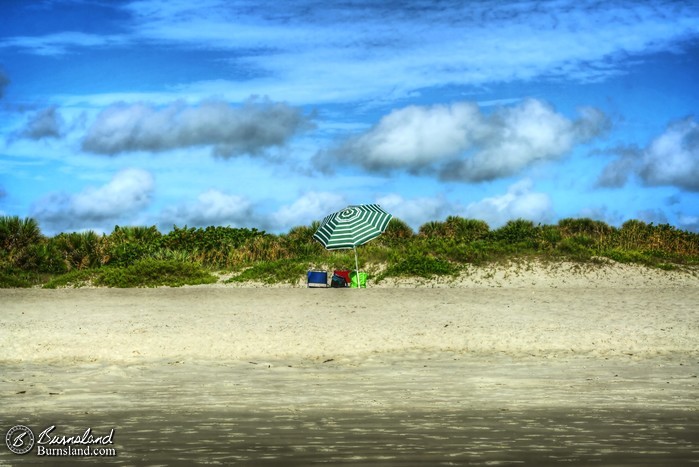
[42,260,217,288]
[1,214,698,288]
[226,259,310,285]
[97,259,217,288]
[378,254,459,280]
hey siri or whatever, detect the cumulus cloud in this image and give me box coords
[462,179,554,227]
[639,118,699,190]
[331,102,485,171]
[270,191,347,231]
[82,98,313,157]
[159,189,254,228]
[443,101,609,182]
[322,99,609,182]
[375,193,451,231]
[598,118,699,191]
[21,106,63,139]
[31,168,155,232]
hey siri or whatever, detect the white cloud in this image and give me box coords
[442,100,609,181]
[375,193,451,231]
[159,189,254,228]
[462,179,554,228]
[326,99,609,181]
[598,118,699,191]
[333,102,484,170]
[270,191,347,231]
[30,168,155,233]
[639,118,699,191]
[82,98,313,157]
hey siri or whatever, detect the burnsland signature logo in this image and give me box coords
[37,425,115,446]
[6,425,116,457]
[5,426,34,455]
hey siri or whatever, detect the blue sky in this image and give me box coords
[1,0,698,235]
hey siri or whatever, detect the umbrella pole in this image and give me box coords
[353,246,360,289]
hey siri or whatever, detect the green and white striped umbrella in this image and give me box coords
[313,204,392,286]
[314,204,392,249]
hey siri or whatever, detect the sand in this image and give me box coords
[1,262,698,465]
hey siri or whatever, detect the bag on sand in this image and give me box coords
[331,274,347,288]
[349,271,367,288]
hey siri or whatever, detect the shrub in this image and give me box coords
[0,216,42,251]
[110,225,162,243]
[0,267,40,288]
[418,217,489,242]
[227,259,309,285]
[379,218,414,244]
[0,216,44,269]
[97,259,217,288]
[492,219,538,245]
[106,225,162,266]
[444,216,490,241]
[558,218,614,239]
[438,240,499,265]
[161,225,264,251]
[51,231,110,270]
[617,220,650,250]
[418,221,443,238]
[538,225,562,250]
[555,237,594,261]
[281,224,325,258]
[156,225,267,268]
[603,248,653,266]
[380,254,459,279]
[43,269,100,289]
[234,234,287,264]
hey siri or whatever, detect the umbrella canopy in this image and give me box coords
[314,204,392,249]
[313,204,392,286]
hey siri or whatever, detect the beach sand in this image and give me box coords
[1,262,698,465]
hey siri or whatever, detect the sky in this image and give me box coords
[1,0,698,236]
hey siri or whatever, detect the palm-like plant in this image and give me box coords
[0,216,42,252]
[52,231,109,270]
[0,216,44,268]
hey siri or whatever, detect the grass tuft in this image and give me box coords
[43,269,99,289]
[379,254,459,280]
[226,259,309,285]
[96,259,217,288]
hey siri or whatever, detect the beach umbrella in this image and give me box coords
[313,204,392,287]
